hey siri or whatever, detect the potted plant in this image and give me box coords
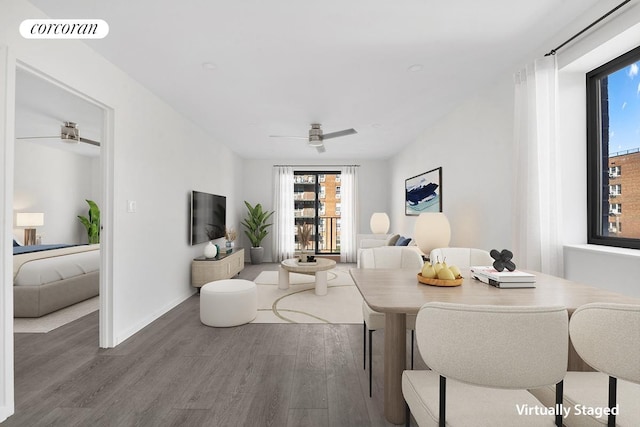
[77,199,100,244]
[225,226,237,250]
[297,223,313,260]
[241,201,274,264]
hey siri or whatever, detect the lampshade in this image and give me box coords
[16,212,44,227]
[414,212,451,255]
[370,212,390,234]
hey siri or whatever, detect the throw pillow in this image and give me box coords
[396,236,411,246]
[387,234,400,246]
[13,239,20,247]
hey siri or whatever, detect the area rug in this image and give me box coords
[252,266,363,324]
[13,296,99,333]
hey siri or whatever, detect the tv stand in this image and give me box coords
[191,248,244,292]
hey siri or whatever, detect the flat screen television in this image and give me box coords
[190,190,226,245]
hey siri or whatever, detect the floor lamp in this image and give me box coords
[16,212,44,246]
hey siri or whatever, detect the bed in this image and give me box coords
[13,243,100,318]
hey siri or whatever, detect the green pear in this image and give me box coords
[421,262,437,279]
[433,261,443,273]
[449,265,462,279]
[437,267,456,280]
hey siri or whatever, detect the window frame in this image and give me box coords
[586,44,640,250]
[293,170,341,254]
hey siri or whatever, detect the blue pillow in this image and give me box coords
[13,239,20,247]
[395,236,411,246]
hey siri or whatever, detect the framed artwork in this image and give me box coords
[405,167,442,215]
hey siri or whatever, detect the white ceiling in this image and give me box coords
[26,0,606,160]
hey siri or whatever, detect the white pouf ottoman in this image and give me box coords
[200,279,257,327]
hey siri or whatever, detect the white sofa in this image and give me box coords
[356,233,424,267]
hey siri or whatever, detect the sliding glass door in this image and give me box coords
[294,171,341,254]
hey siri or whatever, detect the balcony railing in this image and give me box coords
[317,216,340,253]
[294,216,341,253]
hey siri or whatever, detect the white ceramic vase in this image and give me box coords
[204,241,218,258]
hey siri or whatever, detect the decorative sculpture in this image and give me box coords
[490,249,516,272]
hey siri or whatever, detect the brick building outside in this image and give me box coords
[608,148,640,238]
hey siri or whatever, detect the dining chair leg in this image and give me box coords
[405,402,411,427]
[368,329,374,397]
[363,322,366,370]
[410,329,415,370]
[608,376,617,427]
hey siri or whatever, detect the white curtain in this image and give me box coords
[340,166,359,263]
[272,166,295,261]
[512,55,563,276]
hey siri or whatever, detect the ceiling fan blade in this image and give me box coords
[16,136,59,140]
[322,128,357,140]
[316,144,326,154]
[79,137,101,147]
[16,135,101,146]
[268,135,308,139]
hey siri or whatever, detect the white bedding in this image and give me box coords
[14,248,100,286]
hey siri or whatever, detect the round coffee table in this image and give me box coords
[279,257,337,296]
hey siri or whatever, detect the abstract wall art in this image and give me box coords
[405,167,442,215]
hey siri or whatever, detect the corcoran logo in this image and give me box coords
[20,19,109,39]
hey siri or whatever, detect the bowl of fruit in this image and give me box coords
[417,259,463,287]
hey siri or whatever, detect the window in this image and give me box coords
[609,203,622,215]
[293,171,341,254]
[587,45,640,249]
[609,184,621,196]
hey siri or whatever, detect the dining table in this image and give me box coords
[349,267,640,425]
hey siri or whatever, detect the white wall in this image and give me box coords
[388,4,640,298]
[13,141,99,244]
[1,1,244,419]
[390,79,514,252]
[241,158,391,262]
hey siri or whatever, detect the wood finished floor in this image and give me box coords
[5,263,424,426]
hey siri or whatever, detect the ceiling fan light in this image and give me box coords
[308,136,323,147]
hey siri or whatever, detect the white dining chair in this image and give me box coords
[360,246,424,397]
[403,302,568,426]
[429,247,493,269]
[529,303,640,427]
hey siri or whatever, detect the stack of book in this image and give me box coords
[470,266,536,288]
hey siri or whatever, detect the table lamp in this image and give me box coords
[16,212,44,246]
[370,212,390,234]
[413,212,450,257]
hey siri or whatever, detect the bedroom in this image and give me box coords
[12,67,103,319]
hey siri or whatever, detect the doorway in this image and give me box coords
[10,63,113,347]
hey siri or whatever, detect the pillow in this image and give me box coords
[395,236,411,246]
[387,234,400,246]
[13,239,20,247]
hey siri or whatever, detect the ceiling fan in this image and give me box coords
[270,123,357,153]
[17,121,101,146]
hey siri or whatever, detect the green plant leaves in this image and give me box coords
[78,199,100,244]
[241,200,274,247]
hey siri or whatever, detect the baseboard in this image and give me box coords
[0,405,14,423]
[114,290,194,346]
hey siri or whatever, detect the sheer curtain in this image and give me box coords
[272,166,295,261]
[512,55,563,276]
[340,166,359,263]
